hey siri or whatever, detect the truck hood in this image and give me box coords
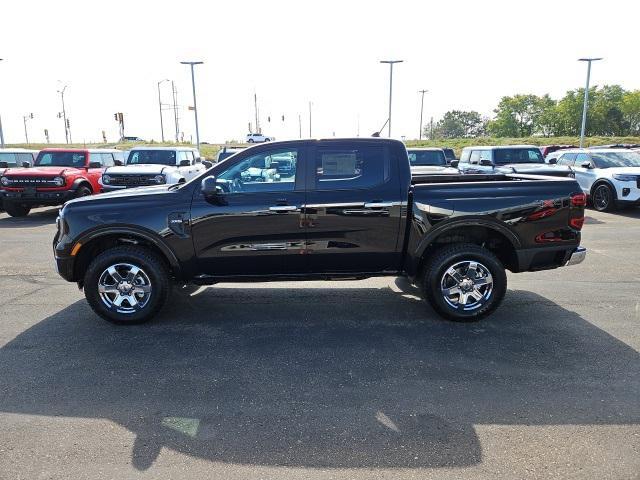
[105,165,170,175]
[2,166,78,177]
[66,184,174,206]
[411,165,459,175]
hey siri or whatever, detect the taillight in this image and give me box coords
[571,192,587,207]
[569,217,585,230]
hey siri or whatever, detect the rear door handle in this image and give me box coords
[364,202,393,208]
[269,205,298,212]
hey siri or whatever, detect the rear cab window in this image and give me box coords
[314,144,389,190]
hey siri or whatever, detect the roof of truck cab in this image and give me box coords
[559,148,635,154]
[129,146,199,152]
[406,147,445,151]
[461,145,539,150]
[0,148,39,153]
[38,148,121,153]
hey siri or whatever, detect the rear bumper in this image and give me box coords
[516,245,586,272]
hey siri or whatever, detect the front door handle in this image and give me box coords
[364,202,393,208]
[269,205,298,212]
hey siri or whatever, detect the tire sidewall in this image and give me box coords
[84,248,169,324]
[424,247,507,321]
[4,201,31,217]
[592,183,615,212]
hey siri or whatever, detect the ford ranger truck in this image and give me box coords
[53,138,587,324]
[1,148,123,217]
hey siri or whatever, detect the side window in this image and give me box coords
[459,150,470,163]
[557,153,576,166]
[217,149,298,193]
[315,144,389,190]
[187,151,195,163]
[114,152,125,164]
[178,151,192,164]
[479,150,492,162]
[89,154,102,166]
[469,150,481,164]
[575,153,590,167]
[101,153,115,167]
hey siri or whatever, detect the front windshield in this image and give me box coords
[494,148,544,165]
[127,150,177,166]
[408,150,446,166]
[35,151,86,167]
[591,151,640,168]
[0,153,18,166]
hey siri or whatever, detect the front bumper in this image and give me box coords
[2,189,76,205]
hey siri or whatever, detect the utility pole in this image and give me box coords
[578,57,603,148]
[23,113,34,144]
[171,81,179,143]
[0,58,4,147]
[298,114,302,138]
[58,84,69,144]
[308,101,312,137]
[181,61,204,151]
[157,79,169,142]
[379,60,403,137]
[418,89,428,140]
[254,92,260,134]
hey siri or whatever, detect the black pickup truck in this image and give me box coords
[53,138,587,324]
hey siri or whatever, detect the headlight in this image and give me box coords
[0,176,9,186]
[53,176,65,187]
[102,174,111,184]
[154,175,166,184]
[612,174,637,182]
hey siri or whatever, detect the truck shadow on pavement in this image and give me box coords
[0,286,638,471]
[0,207,59,228]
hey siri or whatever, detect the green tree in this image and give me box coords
[430,110,486,138]
[622,90,640,135]
[487,94,548,137]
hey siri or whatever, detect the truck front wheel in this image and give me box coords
[4,201,31,217]
[83,246,171,324]
[422,244,507,321]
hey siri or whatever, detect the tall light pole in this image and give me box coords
[180,61,203,150]
[0,58,5,147]
[308,101,312,137]
[578,57,603,148]
[380,60,403,137]
[23,113,34,144]
[418,89,428,140]
[58,84,69,144]
[157,79,169,142]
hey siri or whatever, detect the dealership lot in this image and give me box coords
[0,207,638,479]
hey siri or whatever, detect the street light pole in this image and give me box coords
[23,113,33,144]
[578,57,603,148]
[180,61,204,151]
[380,60,403,137]
[157,79,169,142]
[308,101,312,137]
[58,85,69,144]
[418,89,428,140]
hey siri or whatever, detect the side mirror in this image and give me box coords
[0,161,9,168]
[450,160,459,168]
[179,159,191,167]
[114,159,124,166]
[580,161,592,169]
[202,160,213,169]
[201,175,221,197]
[547,158,557,165]
[480,159,493,166]
[195,157,202,163]
[88,161,101,168]
[22,161,31,168]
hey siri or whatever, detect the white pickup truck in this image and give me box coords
[100,147,207,191]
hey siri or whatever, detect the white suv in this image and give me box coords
[246,133,274,143]
[554,148,640,211]
[101,147,206,192]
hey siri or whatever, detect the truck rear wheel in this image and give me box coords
[4,201,31,217]
[421,243,506,321]
[83,246,171,324]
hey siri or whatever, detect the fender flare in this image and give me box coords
[590,178,618,199]
[75,226,184,278]
[70,178,93,192]
[414,217,521,260]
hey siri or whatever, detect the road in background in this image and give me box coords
[0,207,638,479]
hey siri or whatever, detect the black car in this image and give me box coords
[54,138,586,325]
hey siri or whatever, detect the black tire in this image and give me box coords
[591,183,616,212]
[83,246,171,324]
[421,243,507,322]
[74,185,92,200]
[247,139,254,143]
[4,201,31,217]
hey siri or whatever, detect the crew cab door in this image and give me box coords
[190,146,307,276]
[303,142,403,273]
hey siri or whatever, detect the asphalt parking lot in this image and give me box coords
[0,206,638,480]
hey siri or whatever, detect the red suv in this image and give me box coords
[0,148,125,217]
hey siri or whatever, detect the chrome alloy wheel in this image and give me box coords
[98,263,152,314]
[440,261,493,311]
[593,185,611,210]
